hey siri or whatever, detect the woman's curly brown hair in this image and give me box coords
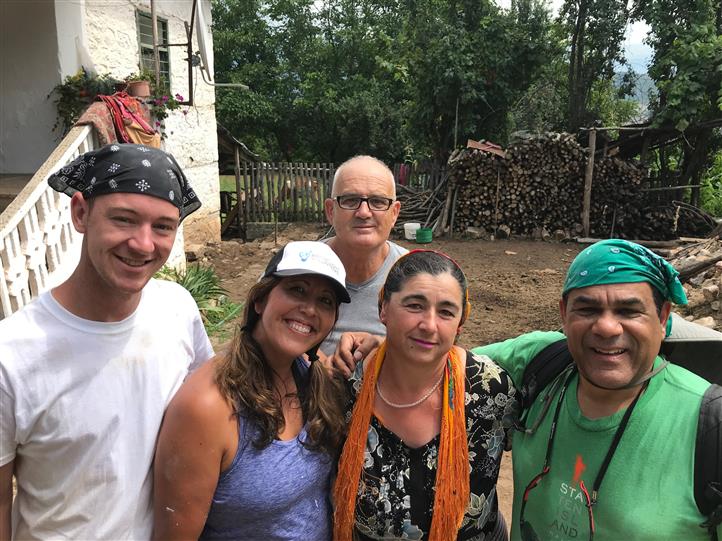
[214,276,346,455]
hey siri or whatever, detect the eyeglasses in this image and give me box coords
[518,368,648,541]
[335,195,394,211]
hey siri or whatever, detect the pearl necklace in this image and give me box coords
[375,370,445,409]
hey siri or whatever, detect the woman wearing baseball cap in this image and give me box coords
[152,241,350,540]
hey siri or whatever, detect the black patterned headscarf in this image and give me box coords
[48,143,201,222]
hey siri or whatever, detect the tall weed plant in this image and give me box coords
[155,264,243,339]
[701,152,722,218]
[701,177,722,218]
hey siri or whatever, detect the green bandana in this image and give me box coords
[563,239,688,305]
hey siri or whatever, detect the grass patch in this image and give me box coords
[155,264,243,340]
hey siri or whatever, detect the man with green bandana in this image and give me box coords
[474,239,721,541]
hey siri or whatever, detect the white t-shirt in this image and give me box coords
[0,279,214,540]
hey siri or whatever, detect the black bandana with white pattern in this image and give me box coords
[48,143,201,222]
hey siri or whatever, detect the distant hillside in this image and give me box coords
[632,72,656,107]
[614,70,656,120]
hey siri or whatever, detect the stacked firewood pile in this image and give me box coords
[439,134,715,240]
[396,179,448,228]
[669,233,722,330]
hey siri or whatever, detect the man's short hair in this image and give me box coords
[331,155,395,198]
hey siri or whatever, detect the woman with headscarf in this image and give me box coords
[333,250,518,541]
[152,241,350,540]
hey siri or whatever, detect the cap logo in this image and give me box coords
[299,250,311,261]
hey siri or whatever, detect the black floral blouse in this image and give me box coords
[345,350,517,541]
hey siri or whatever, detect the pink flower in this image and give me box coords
[155,121,161,127]
[175,93,184,101]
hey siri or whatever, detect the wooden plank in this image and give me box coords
[264,162,271,222]
[255,162,262,221]
[242,160,249,227]
[582,128,597,238]
[262,162,270,222]
[294,163,300,222]
[575,237,682,249]
[221,202,240,236]
[314,162,321,220]
[288,163,296,220]
[678,252,722,281]
[278,162,287,221]
[304,162,310,221]
[320,163,330,224]
[269,162,277,224]
[249,162,256,222]
[255,162,262,222]
[233,146,242,235]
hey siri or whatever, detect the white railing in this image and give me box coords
[0,125,98,319]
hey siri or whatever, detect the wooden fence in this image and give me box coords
[392,162,446,191]
[220,160,447,237]
[221,162,335,237]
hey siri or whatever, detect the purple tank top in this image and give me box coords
[199,360,334,540]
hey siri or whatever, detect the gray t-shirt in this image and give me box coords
[320,240,408,355]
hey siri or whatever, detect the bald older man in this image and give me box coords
[320,155,407,356]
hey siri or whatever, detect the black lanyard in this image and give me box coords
[542,368,648,506]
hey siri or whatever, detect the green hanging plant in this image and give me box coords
[49,68,121,134]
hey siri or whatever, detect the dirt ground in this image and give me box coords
[200,224,584,525]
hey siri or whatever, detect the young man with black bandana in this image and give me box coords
[0,144,214,540]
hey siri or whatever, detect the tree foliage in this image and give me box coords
[211,0,721,173]
[560,0,630,132]
[212,0,559,162]
[631,0,722,204]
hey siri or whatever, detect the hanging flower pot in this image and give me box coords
[127,80,151,98]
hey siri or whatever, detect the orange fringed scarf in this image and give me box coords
[332,342,470,541]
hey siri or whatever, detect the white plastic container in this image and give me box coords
[404,222,421,240]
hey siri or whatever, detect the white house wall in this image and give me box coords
[55,0,87,81]
[84,0,220,244]
[0,1,61,174]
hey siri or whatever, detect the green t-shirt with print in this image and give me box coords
[474,331,719,541]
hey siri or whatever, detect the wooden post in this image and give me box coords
[242,160,249,229]
[150,0,161,86]
[493,166,501,233]
[582,128,597,238]
[640,135,650,166]
[249,162,256,223]
[234,146,242,235]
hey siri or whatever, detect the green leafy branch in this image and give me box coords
[155,264,243,339]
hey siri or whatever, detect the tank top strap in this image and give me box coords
[292,356,311,391]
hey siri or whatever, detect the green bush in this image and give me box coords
[155,264,243,338]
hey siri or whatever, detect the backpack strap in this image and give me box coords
[696,384,722,540]
[516,339,573,433]
[520,340,722,539]
[519,338,572,410]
